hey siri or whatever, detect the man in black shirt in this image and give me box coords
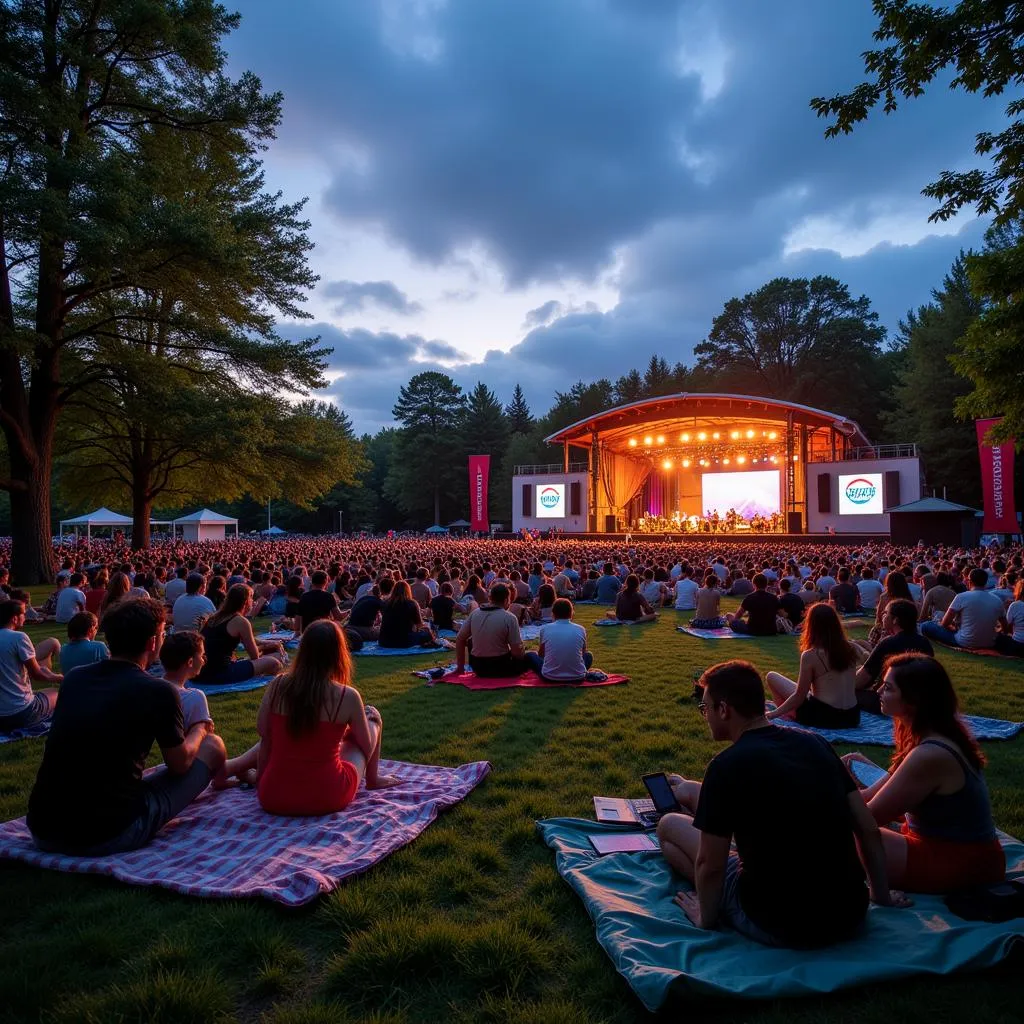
[777,578,806,629]
[347,577,392,641]
[726,574,779,636]
[829,567,862,614]
[658,660,906,946]
[429,582,458,632]
[855,600,934,713]
[295,570,346,634]
[27,599,226,856]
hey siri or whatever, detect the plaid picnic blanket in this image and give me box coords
[0,758,490,905]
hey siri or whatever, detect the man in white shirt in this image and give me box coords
[171,574,216,632]
[0,598,63,730]
[54,573,87,624]
[674,568,700,610]
[163,567,188,607]
[524,599,593,681]
[922,568,1006,649]
[856,567,885,610]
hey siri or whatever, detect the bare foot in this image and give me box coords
[211,770,238,791]
[366,774,402,790]
[242,768,258,786]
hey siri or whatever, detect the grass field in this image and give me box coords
[1,601,1023,1024]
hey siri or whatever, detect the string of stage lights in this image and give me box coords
[625,428,800,471]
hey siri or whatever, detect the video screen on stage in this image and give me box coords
[535,483,566,518]
[838,473,884,515]
[701,470,780,519]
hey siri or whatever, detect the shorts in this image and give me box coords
[795,696,860,729]
[719,856,784,946]
[197,660,256,686]
[470,653,529,678]
[0,691,54,732]
[896,824,1006,893]
[32,758,213,857]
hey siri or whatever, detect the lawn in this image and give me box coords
[1,602,1023,1024]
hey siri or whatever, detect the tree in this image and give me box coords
[693,277,892,437]
[505,383,534,435]
[613,368,644,405]
[642,355,673,397]
[0,1,318,581]
[537,379,614,436]
[885,255,985,502]
[387,372,466,526]
[463,382,508,463]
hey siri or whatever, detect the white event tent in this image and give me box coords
[59,507,171,543]
[172,508,240,541]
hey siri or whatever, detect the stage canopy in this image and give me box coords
[172,508,239,540]
[59,507,171,542]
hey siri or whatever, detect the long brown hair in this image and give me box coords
[99,572,131,619]
[884,571,913,601]
[388,579,413,606]
[206,583,251,628]
[800,603,856,671]
[885,653,985,771]
[273,620,351,736]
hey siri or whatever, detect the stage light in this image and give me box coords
[712,431,721,440]
[793,454,799,461]
[770,456,778,463]
[768,431,778,440]
[751,457,758,464]
[644,435,653,446]
[698,431,707,441]
[628,438,637,447]
[737,455,746,464]
[662,458,672,470]
[698,458,706,467]
[746,429,755,439]
[730,430,740,440]
[682,458,690,468]
[723,458,730,466]
[680,432,690,442]
[656,435,666,445]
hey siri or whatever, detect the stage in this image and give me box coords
[496,532,891,545]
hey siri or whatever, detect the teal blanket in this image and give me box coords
[537,817,1024,1009]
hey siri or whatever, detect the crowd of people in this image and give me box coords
[0,532,1020,950]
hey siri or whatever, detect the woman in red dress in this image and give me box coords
[255,620,400,816]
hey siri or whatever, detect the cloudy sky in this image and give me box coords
[225,0,997,434]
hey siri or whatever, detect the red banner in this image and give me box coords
[976,418,1018,533]
[468,455,490,533]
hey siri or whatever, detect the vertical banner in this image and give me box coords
[976,418,1018,533]
[468,455,490,532]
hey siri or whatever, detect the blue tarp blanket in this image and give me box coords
[438,624,542,641]
[769,705,1024,746]
[352,642,450,657]
[0,719,51,744]
[594,618,652,627]
[187,675,275,696]
[538,774,1024,1008]
[255,631,298,648]
[677,625,753,640]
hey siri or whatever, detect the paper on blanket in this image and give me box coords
[590,832,659,855]
[0,719,51,745]
[0,758,490,906]
[537,816,1024,1009]
[677,625,754,640]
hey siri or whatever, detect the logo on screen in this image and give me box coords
[539,487,561,510]
[845,478,877,505]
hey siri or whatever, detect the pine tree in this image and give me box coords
[505,383,534,434]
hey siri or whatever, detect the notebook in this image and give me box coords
[588,832,661,855]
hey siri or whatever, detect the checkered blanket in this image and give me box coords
[0,758,490,905]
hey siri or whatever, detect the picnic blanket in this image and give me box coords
[677,625,753,640]
[770,707,1024,746]
[352,642,450,657]
[931,638,1014,659]
[593,618,655,627]
[187,675,275,697]
[0,758,490,906]
[0,719,51,745]
[538,799,1024,1008]
[424,667,628,690]
[255,631,298,648]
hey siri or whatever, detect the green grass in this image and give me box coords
[2,604,1023,1023]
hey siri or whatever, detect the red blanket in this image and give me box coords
[437,671,629,690]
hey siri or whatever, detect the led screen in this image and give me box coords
[838,473,884,515]
[701,470,780,519]
[535,483,566,518]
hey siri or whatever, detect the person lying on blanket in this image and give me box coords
[658,660,909,948]
[842,654,1006,894]
[613,575,658,623]
[26,598,227,856]
[0,597,63,734]
[455,582,529,678]
[764,604,870,729]
[854,600,934,714]
[523,599,594,683]
[215,620,401,810]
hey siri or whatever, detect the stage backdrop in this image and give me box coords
[976,418,1018,533]
[468,455,490,532]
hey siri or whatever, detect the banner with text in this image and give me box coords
[468,455,491,533]
[976,418,1018,533]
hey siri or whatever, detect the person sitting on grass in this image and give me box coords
[765,603,868,728]
[674,566,699,611]
[614,573,658,623]
[595,562,622,604]
[530,582,558,624]
[659,659,907,947]
[455,582,528,677]
[995,579,1024,657]
[55,571,87,625]
[828,567,862,614]
[196,584,285,687]
[921,567,1006,651]
[855,600,933,714]
[378,580,438,649]
[524,598,594,682]
[347,577,391,642]
[295,570,347,634]
[0,599,63,733]
[26,598,226,855]
[429,581,458,633]
[726,573,779,636]
[60,612,109,675]
[690,573,726,629]
[159,631,213,733]
[777,578,806,629]
[843,654,1006,893]
[255,620,400,814]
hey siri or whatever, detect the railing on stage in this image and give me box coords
[806,444,917,463]
[514,462,590,475]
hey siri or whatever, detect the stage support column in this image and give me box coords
[589,432,599,532]
[785,411,796,519]
[563,441,569,473]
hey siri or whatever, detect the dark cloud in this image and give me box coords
[522,300,564,329]
[321,279,423,316]
[421,339,468,361]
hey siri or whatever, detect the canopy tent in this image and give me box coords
[425,525,449,534]
[59,507,170,543]
[171,508,240,542]
[260,525,287,536]
[447,519,471,527]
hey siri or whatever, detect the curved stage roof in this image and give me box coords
[544,392,871,452]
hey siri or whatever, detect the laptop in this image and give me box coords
[593,773,682,830]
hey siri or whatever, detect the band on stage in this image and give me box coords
[632,509,785,534]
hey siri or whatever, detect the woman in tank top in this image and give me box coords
[844,654,1005,893]
[196,584,285,686]
[256,620,400,815]
[766,604,869,728]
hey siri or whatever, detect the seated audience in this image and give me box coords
[26,598,226,855]
[659,660,905,947]
[691,573,726,628]
[429,581,458,632]
[295,570,346,634]
[163,566,188,608]
[856,567,884,611]
[455,582,527,677]
[614,573,658,622]
[869,570,916,647]
[640,568,670,607]
[920,571,956,623]
[196,584,285,686]
[828,567,861,613]
[0,599,62,732]
[60,612,109,675]
[727,574,779,636]
[844,654,1006,892]
[856,600,933,713]
[159,631,213,732]
[84,570,108,615]
[378,580,437,648]
[921,568,1005,650]
[524,598,594,682]
[995,579,1024,657]
[347,577,391,641]
[595,563,622,604]
[55,572,87,624]
[777,578,805,629]
[766,604,867,728]
[673,566,699,610]
[530,582,558,623]
[256,620,400,814]
[171,573,217,633]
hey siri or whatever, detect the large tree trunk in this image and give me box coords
[8,448,54,585]
[131,470,153,550]
[433,485,440,527]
